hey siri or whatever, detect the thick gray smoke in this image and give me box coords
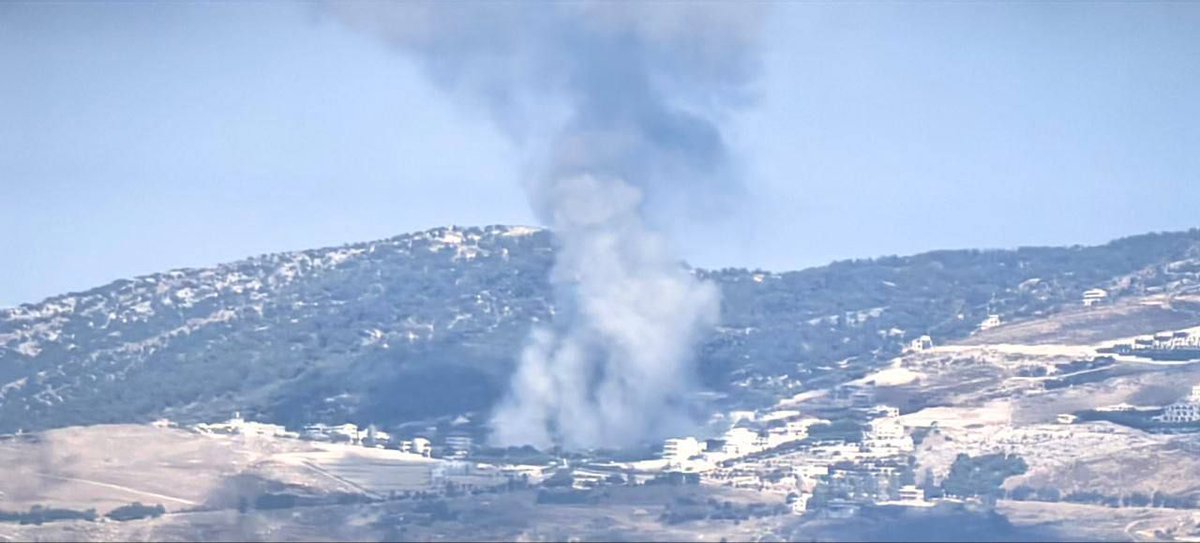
[331,1,764,449]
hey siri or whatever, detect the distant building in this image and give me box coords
[412,437,432,457]
[364,424,391,448]
[1154,385,1200,423]
[444,435,473,459]
[570,468,608,490]
[196,413,295,438]
[1083,288,1109,307]
[1056,414,1078,425]
[662,437,704,464]
[897,485,926,502]
[979,314,1003,332]
[907,335,934,352]
[863,406,912,456]
[722,427,761,457]
[789,492,812,514]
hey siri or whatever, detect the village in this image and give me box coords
[157,287,1200,522]
[171,388,934,519]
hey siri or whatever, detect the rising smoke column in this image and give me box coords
[331,2,764,449]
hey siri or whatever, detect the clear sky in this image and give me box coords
[2,1,1198,307]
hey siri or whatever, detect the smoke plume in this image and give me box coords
[331,1,765,449]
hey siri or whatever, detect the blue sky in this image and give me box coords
[2,1,1198,307]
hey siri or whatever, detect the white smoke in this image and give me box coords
[328,1,764,449]
[491,175,720,449]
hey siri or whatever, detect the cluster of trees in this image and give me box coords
[0,502,166,525]
[659,496,788,525]
[934,453,1028,505]
[0,505,96,525]
[1008,486,1200,509]
[105,502,166,522]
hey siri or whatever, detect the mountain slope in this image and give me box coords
[2,225,1199,434]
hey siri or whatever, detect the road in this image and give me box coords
[34,473,199,506]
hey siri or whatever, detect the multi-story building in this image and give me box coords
[1153,385,1200,423]
[662,437,704,464]
[444,435,473,459]
[1082,288,1109,307]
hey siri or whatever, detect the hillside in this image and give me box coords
[2,225,1199,435]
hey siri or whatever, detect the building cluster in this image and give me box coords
[302,422,392,447]
[1135,331,1200,350]
[1102,331,1200,360]
[193,412,297,438]
[187,414,478,460]
[654,403,922,515]
[1155,385,1200,424]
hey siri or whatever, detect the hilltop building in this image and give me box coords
[979,314,1003,332]
[907,335,934,352]
[303,423,362,444]
[364,424,392,448]
[1083,288,1109,307]
[399,437,433,457]
[195,413,296,438]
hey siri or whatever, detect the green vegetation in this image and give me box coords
[2,225,1198,433]
[940,453,1028,504]
[105,502,166,522]
[0,505,97,525]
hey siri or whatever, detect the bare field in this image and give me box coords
[0,486,794,543]
[0,425,439,515]
[960,298,1200,347]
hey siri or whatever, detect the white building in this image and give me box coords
[570,468,608,490]
[1154,386,1200,423]
[303,423,361,444]
[790,492,812,515]
[445,435,473,459]
[1157,403,1200,423]
[722,427,761,457]
[898,485,926,502]
[979,314,1003,332]
[662,437,705,465]
[195,413,295,438]
[862,406,913,456]
[1083,288,1109,307]
[412,437,432,457]
[908,335,934,352]
[500,464,552,484]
